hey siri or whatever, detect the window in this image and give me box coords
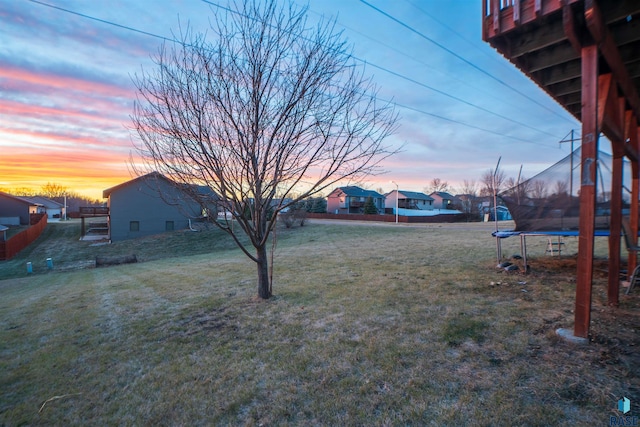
[129,221,139,232]
[165,221,174,231]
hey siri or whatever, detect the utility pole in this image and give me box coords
[560,129,579,197]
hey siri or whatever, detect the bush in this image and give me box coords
[363,196,378,214]
[279,209,307,228]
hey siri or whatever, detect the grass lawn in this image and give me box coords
[0,219,638,425]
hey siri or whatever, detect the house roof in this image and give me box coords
[19,196,63,209]
[103,172,218,200]
[103,172,161,198]
[0,191,38,206]
[430,191,455,199]
[397,190,434,201]
[331,186,384,198]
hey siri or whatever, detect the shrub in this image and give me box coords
[363,196,378,214]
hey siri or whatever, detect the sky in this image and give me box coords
[0,0,582,200]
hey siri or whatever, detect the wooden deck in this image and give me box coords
[483,0,640,123]
[483,0,640,338]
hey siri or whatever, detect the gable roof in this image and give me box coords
[330,186,384,199]
[430,191,455,199]
[19,196,63,209]
[103,172,162,199]
[397,190,434,201]
[103,172,218,200]
[0,191,38,206]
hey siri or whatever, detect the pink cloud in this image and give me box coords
[0,64,133,99]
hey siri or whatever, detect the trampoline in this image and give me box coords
[493,229,611,272]
[493,147,632,272]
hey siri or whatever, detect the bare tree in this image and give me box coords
[132,0,398,299]
[7,187,37,197]
[424,177,449,194]
[553,180,569,196]
[479,168,506,197]
[40,182,68,199]
[531,180,548,199]
[458,179,478,197]
[502,176,532,204]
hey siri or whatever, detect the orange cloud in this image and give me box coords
[0,141,133,199]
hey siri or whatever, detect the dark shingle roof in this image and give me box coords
[103,172,218,200]
[337,186,384,198]
[19,196,63,209]
[430,191,454,199]
[397,190,434,201]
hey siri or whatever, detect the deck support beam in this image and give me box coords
[599,74,624,307]
[627,112,640,282]
[609,103,624,307]
[574,44,599,339]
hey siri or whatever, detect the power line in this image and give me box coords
[387,98,557,147]
[26,0,558,147]
[27,0,174,43]
[303,4,564,139]
[364,60,560,139]
[202,0,563,139]
[359,0,576,126]
[403,0,512,72]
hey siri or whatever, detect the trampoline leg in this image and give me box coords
[627,264,640,295]
[521,234,528,274]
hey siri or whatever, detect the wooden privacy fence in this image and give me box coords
[0,214,48,260]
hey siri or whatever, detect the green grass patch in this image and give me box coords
[0,220,637,425]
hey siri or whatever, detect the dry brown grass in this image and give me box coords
[0,219,638,425]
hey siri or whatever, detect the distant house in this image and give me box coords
[103,172,218,241]
[454,193,483,218]
[385,190,434,211]
[326,186,385,214]
[19,196,65,220]
[429,191,457,210]
[481,204,512,222]
[0,191,42,225]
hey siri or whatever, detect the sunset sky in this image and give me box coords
[0,0,581,200]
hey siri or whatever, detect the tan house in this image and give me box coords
[385,190,434,211]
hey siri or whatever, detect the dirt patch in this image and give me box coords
[590,306,640,368]
[523,255,640,375]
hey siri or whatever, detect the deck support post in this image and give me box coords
[626,112,640,285]
[609,136,623,307]
[574,44,599,339]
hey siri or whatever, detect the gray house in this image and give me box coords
[103,172,218,241]
[429,191,457,210]
[19,196,65,220]
[0,191,41,225]
[384,190,434,211]
[326,186,385,214]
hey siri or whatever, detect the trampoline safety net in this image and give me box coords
[499,147,631,232]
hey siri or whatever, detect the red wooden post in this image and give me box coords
[627,111,640,281]
[574,44,599,339]
[609,146,623,307]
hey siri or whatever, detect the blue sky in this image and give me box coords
[0,0,581,199]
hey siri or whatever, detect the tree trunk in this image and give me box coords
[256,244,271,299]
